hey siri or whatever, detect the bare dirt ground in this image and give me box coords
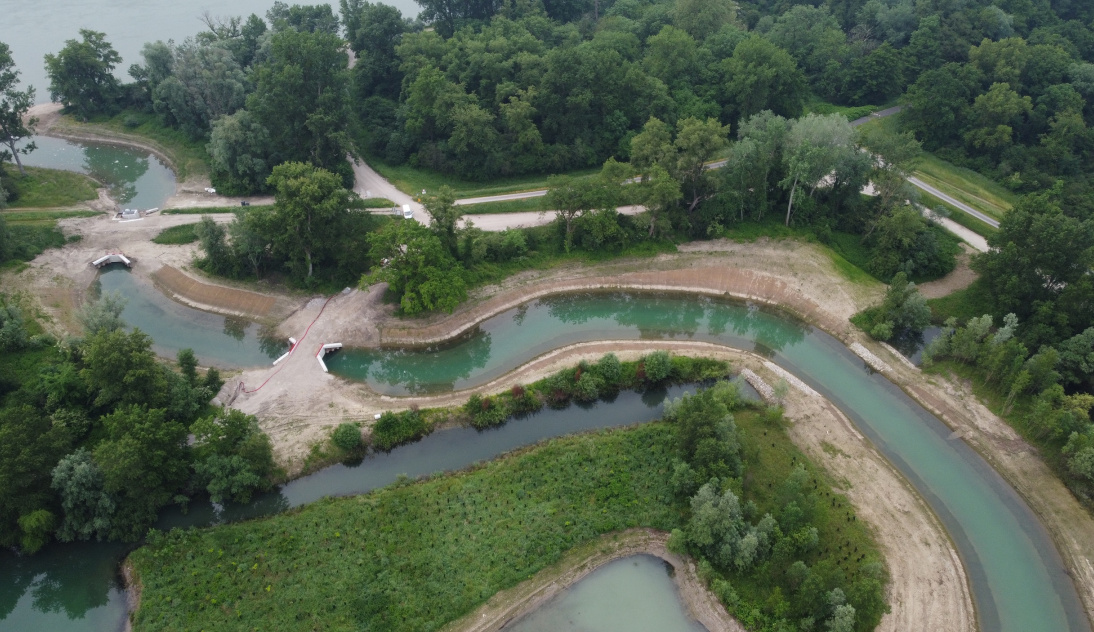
[918,244,979,299]
[0,210,302,339]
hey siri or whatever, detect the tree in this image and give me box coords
[630,116,728,216]
[207,109,272,195]
[858,125,922,214]
[44,29,122,120]
[93,405,188,540]
[267,2,341,34]
[722,111,790,223]
[673,0,735,41]
[545,174,597,252]
[847,42,904,104]
[51,449,116,542]
[150,40,248,138]
[964,83,1032,152]
[0,42,37,176]
[0,405,72,550]
[781,114,856,226]
[365,221,468,314]
[266,162,363,281]
[974,187,1094,346]
[81,329,168,410]
[721,36,807,122]
[190,408,273,504]
[422,186,462,258]
[901,63,979,149]
[343,0,410,99]
[247,29,354,180]
[76,291,126,336]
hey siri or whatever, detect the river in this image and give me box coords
[2,280,1089,631]
[6,0,420,106]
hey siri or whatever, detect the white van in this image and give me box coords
[402,204,414,220]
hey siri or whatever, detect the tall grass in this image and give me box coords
[4,167,99,208]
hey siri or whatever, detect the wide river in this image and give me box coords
[6,0,419,105]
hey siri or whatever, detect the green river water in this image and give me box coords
[502,555,707,632]
[1,258,1090,631]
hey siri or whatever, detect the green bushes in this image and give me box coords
[331,423,362,452]
[851,272,930,342]
[150,223,198,245]
[371,408,429,451]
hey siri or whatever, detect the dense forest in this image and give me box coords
[0,293,275,553]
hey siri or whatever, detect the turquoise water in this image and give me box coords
[328,291,1089,632]
[20,136,176,210]
[97,266,282,367]
[503,555,707,632]
[1,290,1089,631]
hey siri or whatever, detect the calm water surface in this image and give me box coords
[97,265,282,367]
[19,136,176,210]
[503,555,707,632]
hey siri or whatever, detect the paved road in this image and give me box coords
[356,104,1000,244]
[454,189,548,206]
[909,176,1000,228]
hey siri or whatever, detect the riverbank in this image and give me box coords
[301,242,1088,626]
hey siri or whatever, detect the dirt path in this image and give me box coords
[918,244,979,299]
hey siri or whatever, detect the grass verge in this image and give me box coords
[925,278,994,324]
[914,154,1016,221]
[54,109,209,182]
[364,155,597,199]
[151,224,198,245]
[927,197,998,239]
[459,195,551,215]
[3,166,99,208]
[2,210,99,222]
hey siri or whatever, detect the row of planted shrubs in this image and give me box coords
[344,351,731,454]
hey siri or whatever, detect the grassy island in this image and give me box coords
[129,376,886,632]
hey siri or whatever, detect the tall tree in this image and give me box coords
[0,42,37,176]
[44,30,122,120]
[93,405,189,541]
[365,220,467,314]
[266,162,363,280]
[247,29,355,181]
[721,36,806,123]
[422,186,462,258]
[781,114,856,226]
[974,186,1094,346]
[630,116,729,215]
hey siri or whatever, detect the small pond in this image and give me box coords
[503,555,707,632]
[19,135,176,211]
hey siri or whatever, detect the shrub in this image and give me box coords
[469,396,508,429]
[573,372,603,402]
[594,353,622,389]
[508,384,542,415]
[643,350,673,383]
[372,410,429,451]
[331,423,362,452]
